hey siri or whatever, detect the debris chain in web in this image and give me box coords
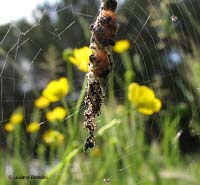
[84,0,119,151]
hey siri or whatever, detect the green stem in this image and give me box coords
[40,118,121,185]
[120,52,134,125]
[108,75,115,101]
[14,125,20,158]
[67,61,75,96]
[73,77,87,126]
[61,77,87,158]
[39,146,82,185]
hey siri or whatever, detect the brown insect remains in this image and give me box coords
[84,0,119,151]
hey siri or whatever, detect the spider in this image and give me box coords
[171,15,178,23]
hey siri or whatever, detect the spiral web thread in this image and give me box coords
[0,0,200,181]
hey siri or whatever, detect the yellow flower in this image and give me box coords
[42,77,69,102]
[10,112,23,124]
[26,122,40,133]
[68,46,92,72]
[113,40,130,53]
[34,96,50,109]
[128,83,162,115]
[4,123,14,132]
[46,106,67,123]
[43,130,65,146]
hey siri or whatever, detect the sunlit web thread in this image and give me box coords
[111,0,189,150]
[39,105,86,126]
[0,21,76,148]
[0,1,197,173]
[0,1,88,122]
[125,0,186,103]
[8,3,200,184]
[113,1,160,86]
[0,2,147,123]
[174,1,200,100]
[0,7,75,122]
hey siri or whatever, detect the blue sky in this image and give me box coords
[0,0,58,25]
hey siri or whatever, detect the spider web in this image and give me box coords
[0,0,200,184]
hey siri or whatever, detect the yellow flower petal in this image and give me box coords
[42,77,69,103]
[43,130,65,146]
[26,122,40,133]
[68,56,78,65]
[4,123,14,132]
[128,83,162,115]
[153,98,162,112]
[58,77,69,96]
[46,106,67,123]
[35,96,50,109]
[10,112,23,124]
[136,86,155,108]
[128,83,141,106]
[68,46,92,72]
[138,107,154,115]
[113,40,130,53]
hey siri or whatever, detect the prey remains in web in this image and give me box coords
[84,0,119,151]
